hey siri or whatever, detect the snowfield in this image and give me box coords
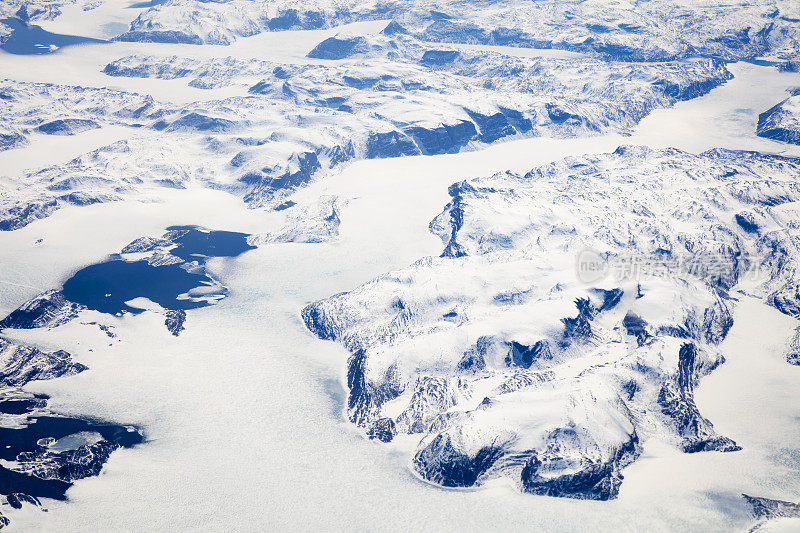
[0,0,800,531]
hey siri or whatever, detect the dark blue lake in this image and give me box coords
[0,18,106,55]
[62,226,255,315]
[0,399,39,415]
[0,413,142,500]
[62,259,215,315]
[168,225,256,261]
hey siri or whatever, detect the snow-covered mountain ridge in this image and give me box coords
[303,145,800,498]
[0,28,734,231]
[112,0,800,64]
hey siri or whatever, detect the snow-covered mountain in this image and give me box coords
[759,93,800,145]
[303,146,800,497]
[1,27,734,231]
[113,0,800,63]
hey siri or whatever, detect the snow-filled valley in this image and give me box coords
[1,0,800,531]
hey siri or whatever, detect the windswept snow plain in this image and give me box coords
[1,0,800,531]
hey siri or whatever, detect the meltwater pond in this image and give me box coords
[61,226,255,315]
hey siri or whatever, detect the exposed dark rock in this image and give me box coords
[562,298,596,341]
[735,212,760,233]
[779,61,800,73]
[622,379,638,400]
[658,343,740,453]
[242,151,321,198]
[438,181,471,258]
[412,433,503,487]
[307,36,367,60]
[345,350,400,427]
[163,112,237,133]
[623,312,651,346]
[420,49,461,66]
[0,338,87,387]
[702,296,734,344]
[115,30,203,45]
[365,130,420,159]
[464,109,516,143]
[743,493,800,522]
[757,98,800,145]
[164,309,186,336]
[35,118,100,136]
[521,430,640,500]
[57,192,106,206]
[593,288,624,311]
[0,199,60,231]
[6,493,40,510]
[652,68,732,100]
[497,106,533,133]
[366,417,396,443]
[505,340,552,369]
[267,9,300,31]
[0,131,27,151]
[301,301,339,341]
[274,200,295,211]
[342,74,378,89]
[0,290,83,330]
[546,103,585,125]
[381,21,407,36]
[404,120,477,156]
[457,350,485,372]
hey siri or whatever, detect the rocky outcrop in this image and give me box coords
[412,435,504,487]
[307,36,368,60]
[0,339,86,387]
[164,310,186,336]
[520,430,640,500]
[35,118,100,136]
[17,440,126,483]
[657,343,739,452]
[785,326,800,366]
[0,291,83,330]
[6,493,40,510]
[365,131,420,159]
[744,494,800,531]
[757,96,800,145]
[0,129,26,151]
